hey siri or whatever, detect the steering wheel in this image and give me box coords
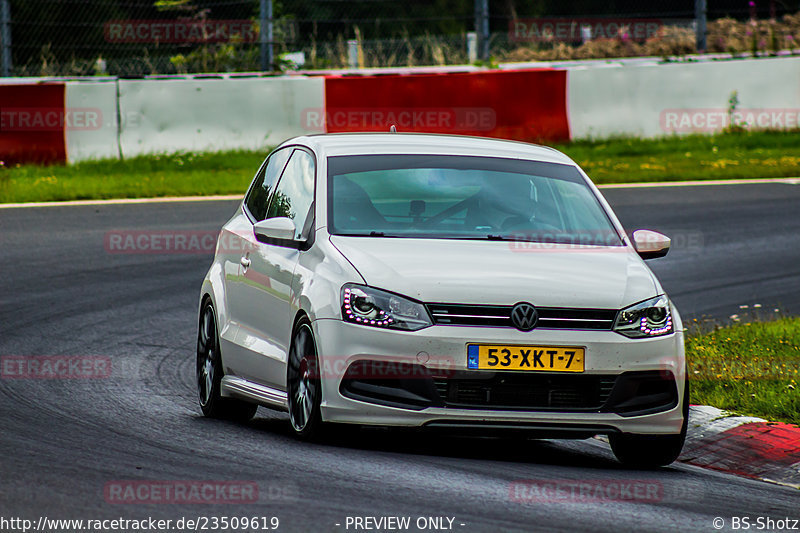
[414,196,478,229]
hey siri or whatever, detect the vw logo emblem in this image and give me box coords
[510,302,538,331]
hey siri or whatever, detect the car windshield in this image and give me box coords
[327,154,622,246]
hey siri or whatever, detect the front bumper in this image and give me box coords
[312,318,686,435]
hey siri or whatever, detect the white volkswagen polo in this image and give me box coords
[197,133,687,466]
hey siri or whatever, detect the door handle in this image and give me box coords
[240,256,251,268]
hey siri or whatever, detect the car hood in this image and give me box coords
[329,236,659,309]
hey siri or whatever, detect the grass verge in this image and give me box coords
[0,150,262,203]
[561,130,800,183]
[687,316,800,425]
[1,130,800,203]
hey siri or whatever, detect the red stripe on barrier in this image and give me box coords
[323,69,570,143]
[0,83,67,165]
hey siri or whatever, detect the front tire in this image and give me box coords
[197,299,257,422]
[610,378,689,467]
[287,317,325,440]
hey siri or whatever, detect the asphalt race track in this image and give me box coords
[1,182,799,532]
[607,182,800,321]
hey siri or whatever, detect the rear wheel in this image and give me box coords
[287,317,325,440]
[197,299,257,421]
[610,378,689,467]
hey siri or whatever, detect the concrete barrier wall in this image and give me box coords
[324,69,570,143]
[566,56,800,139]
[0,83,67,164]
[65,81,120,163]
[118,76,324,158]
[2,57,799,165]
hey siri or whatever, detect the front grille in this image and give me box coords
[426,303,617,330]
[339,360,677,415]
[431,372,618,411]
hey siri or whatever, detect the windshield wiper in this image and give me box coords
[339,232,534,241]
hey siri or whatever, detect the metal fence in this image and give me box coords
[1,0,799,77]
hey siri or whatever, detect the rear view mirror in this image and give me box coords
[632,229,670,260]
[254,217,296,242]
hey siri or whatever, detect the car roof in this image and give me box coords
[280,133,576,166]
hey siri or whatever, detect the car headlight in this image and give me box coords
[614,295,673,338]
[341,284,432,331]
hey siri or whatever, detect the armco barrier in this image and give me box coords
[0,83,67,164]
[323,69,571,142]
[566,56,800,139]
[117,76,324,158]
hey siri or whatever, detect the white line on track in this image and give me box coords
[1,177,798,209]
[598,177,800,189]
[0,194,241,209]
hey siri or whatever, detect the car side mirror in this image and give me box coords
[632,229,670,260]
[254,217,296,242]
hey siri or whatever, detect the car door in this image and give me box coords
[222,147,292,378]
[233,147,316,390]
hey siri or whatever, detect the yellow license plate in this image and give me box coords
[467,344,585,372]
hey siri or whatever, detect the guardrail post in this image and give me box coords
[347,40,358,68]
[695,0,707,53]
[466,32,477,63]
[1,0,11,77]
[260,0,273,71]
[474,0,489,61]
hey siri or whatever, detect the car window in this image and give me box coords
[327,154,621,246]
[265,149,316,240]
[244,148,292,221]
[549,178,615,233]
